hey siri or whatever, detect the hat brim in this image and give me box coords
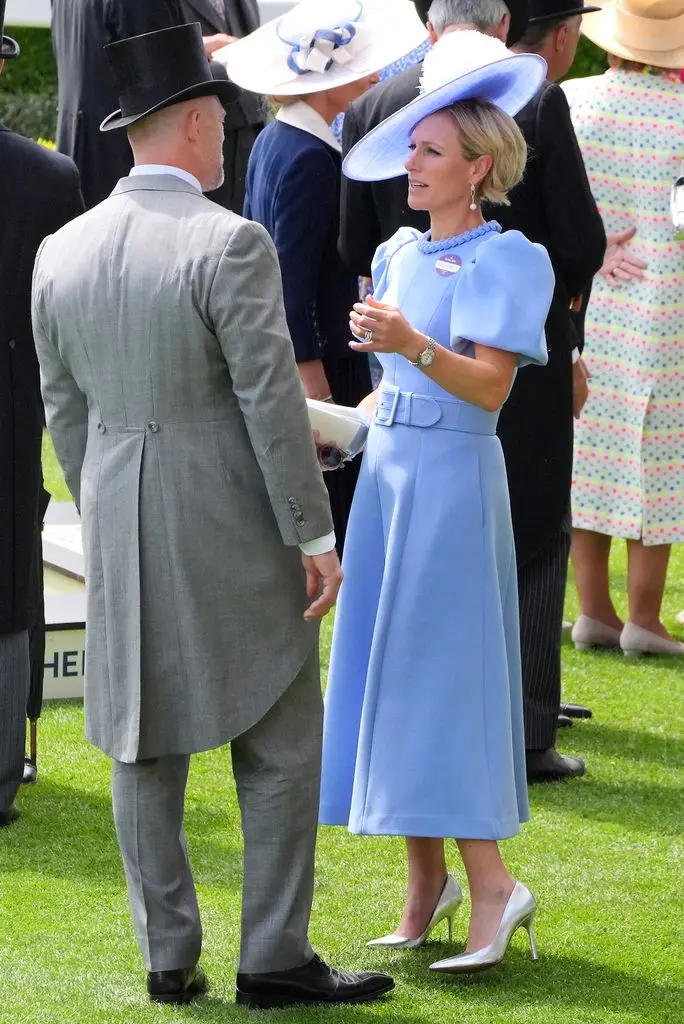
[343,53,547,181]
[580,3,684,68]
[506,5,530,47]
[1,35,20,59]
[100,79,238,132]
[529,5,601,22]
[218,0,427,96]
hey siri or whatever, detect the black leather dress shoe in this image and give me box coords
[526,748,586,783]
[22,757,38,784]
[557,714,573,728]
[236,954,395,1009]
[560,702,593,720]
[0,806,19,828]
[147,964,208,1004]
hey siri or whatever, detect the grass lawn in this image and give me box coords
[1,442,681,1024]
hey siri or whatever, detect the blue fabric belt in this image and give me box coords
[374,385,497,436]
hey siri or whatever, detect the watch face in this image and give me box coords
[420,347,436,367]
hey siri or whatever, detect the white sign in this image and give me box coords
[5,1,296,28]
[43,628,86,700]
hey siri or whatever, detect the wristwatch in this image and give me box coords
[407,337,437,369]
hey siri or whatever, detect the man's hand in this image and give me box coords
[600,226,648,287]
[299,360,332,401]
[203,33,237,58]
[302,550,343,620]
[572,357,591,419]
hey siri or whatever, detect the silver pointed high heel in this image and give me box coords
[620,622,684,657]
[367,874,463,949]
[429,882,538,973]
[571,615,622,651]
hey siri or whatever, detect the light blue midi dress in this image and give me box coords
[319,223,554,840]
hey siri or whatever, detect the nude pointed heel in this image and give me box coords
[571,615,621,651]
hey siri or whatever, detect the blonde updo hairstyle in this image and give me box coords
[268,95,305,107]
[444,98,528,207]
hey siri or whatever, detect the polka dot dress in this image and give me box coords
[564,69,684,545]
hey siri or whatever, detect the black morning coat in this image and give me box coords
[51,0,265,210]
[0,126,84,634]
[340,71,606,566]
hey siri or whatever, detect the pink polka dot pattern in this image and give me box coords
[563,69,684,546]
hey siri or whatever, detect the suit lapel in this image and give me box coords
[239,0,261,33]
[184,0,226,34]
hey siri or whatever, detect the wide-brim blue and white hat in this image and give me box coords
[343,30,547,181]
[218,0,427,96]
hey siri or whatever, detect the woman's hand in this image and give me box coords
[600,226,647,287]
[203,33,237,58]
[349,296,425,360]
[312,430,343,472]
[299,359,332,401]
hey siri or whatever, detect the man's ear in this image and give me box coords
[427,20,439,44]
[555,22,569,53]
[496,13,511,43]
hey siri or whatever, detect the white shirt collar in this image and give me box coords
[275,101,342,154]
[130,164,203,193]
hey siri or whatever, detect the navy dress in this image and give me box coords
[319,225,554,840]
[244,118,371,552]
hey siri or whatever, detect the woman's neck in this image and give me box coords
[303,92,339,126]
[429,207,485,242]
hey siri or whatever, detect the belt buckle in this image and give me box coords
[377,386,401,427]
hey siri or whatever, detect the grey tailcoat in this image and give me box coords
[31,175,333,763]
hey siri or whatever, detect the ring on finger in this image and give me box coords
[362,327,374,343]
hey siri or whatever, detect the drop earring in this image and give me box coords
[469,183,478,212]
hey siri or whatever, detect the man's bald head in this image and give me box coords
[127,95,226,193]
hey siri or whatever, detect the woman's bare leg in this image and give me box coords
[627,540,674,638]
[456,839,515,951]
[571,528,623,630]
[394,837,448,939]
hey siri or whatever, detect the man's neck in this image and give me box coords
[510,45,558,83]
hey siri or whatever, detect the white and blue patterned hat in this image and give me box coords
[343,30,546,181]
[219,0,427,96]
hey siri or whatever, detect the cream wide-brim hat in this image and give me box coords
[581,0,684,69]
[343,30,547,182]
[216,0,427,96]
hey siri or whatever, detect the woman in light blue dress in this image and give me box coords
[319,31,555,975]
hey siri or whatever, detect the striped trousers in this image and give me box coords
[518,520,572,752]
[0,630,29,812]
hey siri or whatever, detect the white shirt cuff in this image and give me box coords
[571,347,581,364]
[299,532,336,556]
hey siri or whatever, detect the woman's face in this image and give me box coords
[404,110,489,213]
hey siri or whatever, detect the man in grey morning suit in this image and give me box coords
[32,23,393,1010]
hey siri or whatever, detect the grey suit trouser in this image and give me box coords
[111,650,322,974]
[0,631,30,813]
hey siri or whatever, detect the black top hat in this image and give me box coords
[527,0,600,24]
[0,0,20,59]
[413,0,531,48]
[100,22,239,132]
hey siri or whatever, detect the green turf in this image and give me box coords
[2,441,681,1023]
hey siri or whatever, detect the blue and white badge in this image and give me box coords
[435,254,462,277]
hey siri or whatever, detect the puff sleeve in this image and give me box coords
[371,227,422,302]
[450,231,554,367]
